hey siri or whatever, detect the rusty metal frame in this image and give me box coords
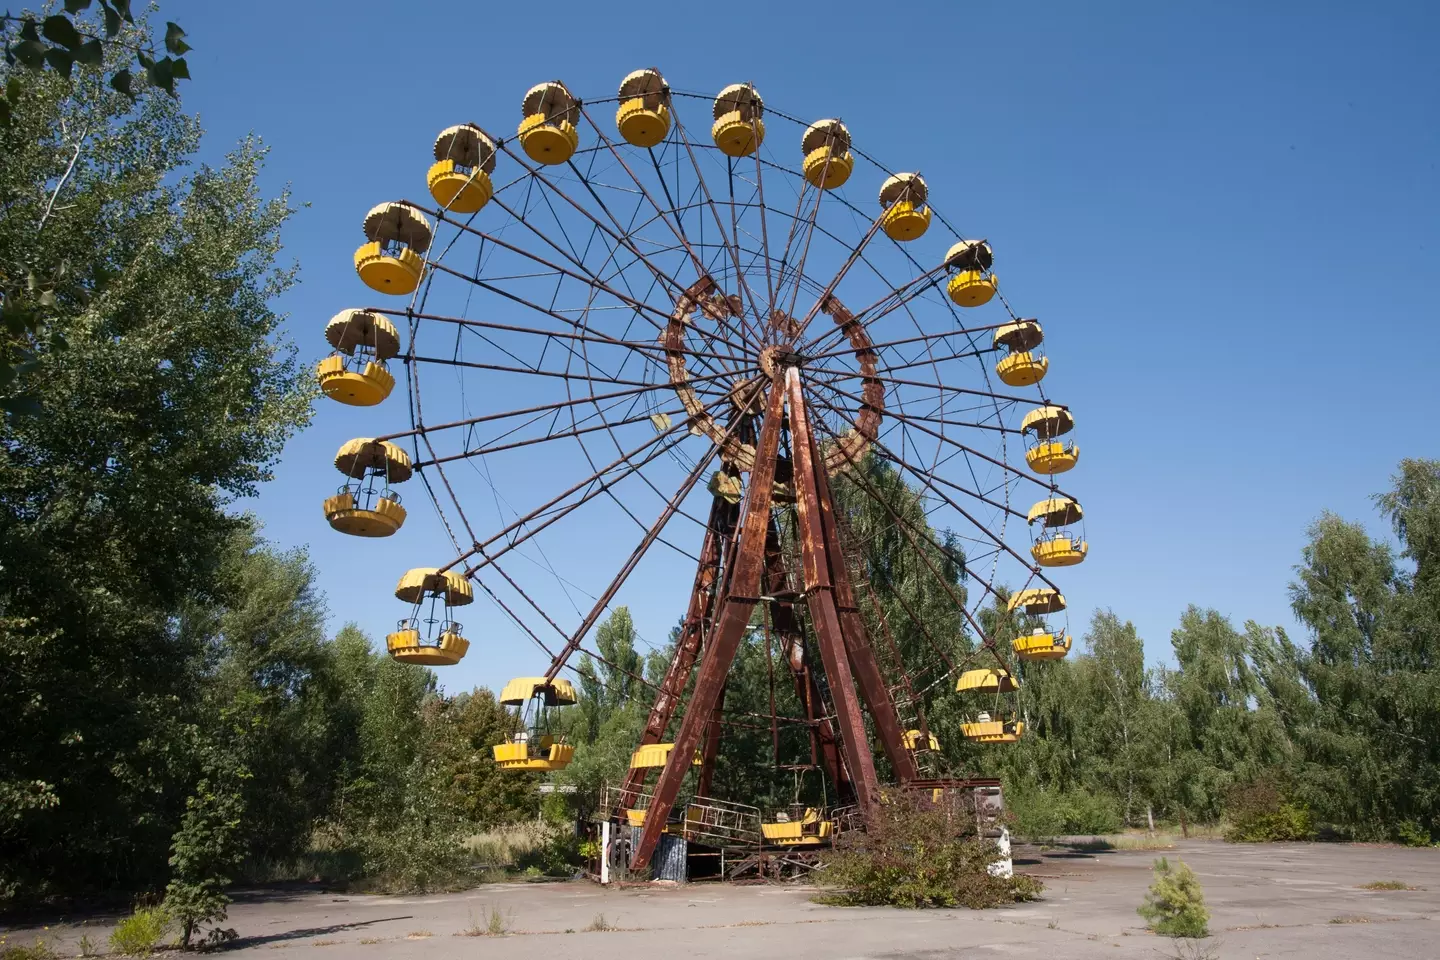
[631,378,788,870]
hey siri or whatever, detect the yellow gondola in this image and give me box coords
[323,438,412,536]
[1027,439,1081,475]
[492,677,577,771]
[708,470,743,504]
[993,318,1048,386]
[957,668,1023,743]
[1007,587,1067,614]
[386,568,473,666]
[354,202,431,296]
[427,124,497,214]
[903,729,940,752]
[761,808,833,845]
[1013,628,1073,661]
[1021,403,1080,475]
[616,68,671,147]
[944,240,997,307]
[801,119,853,190]
[316,308,400,406]
[960,717,1025,743]
[1027,494,1088,567]
[712,83,764,157]
[879,173,931,241]
[629,742,702,769]
[518,81,580,165]
[1033,536,1089,567]
[956,668,1019,693]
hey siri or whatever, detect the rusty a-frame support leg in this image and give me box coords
[764,522,853,802]
[616,498,733,813]
[631,381,786,871]
[806,425,920,784]
[785,368,883,813]
[696,683,726,798]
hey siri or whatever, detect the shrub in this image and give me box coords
[1137,857,1209,938]
[516,829,583,878]
[109,905,173,957]
[164,774,246,949]
[816,790,1043,908]
[1004,783,1123,837]
[1,938,57,960]
[1393,821,1433,847]
[1224,781,1312,843]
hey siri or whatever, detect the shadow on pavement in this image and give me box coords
[226,916,413,949]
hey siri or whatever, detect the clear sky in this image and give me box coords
[172,0,1438,694]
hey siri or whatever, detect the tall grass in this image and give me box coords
[466,823,551,871]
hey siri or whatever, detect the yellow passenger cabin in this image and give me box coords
[1021,404,1080,476]
[354,202,431,296]
[427,123,497,214]
[961,717,1025,743]
[386,567,473,666]
[904,729,940,752]
[879,173,931,241]
[944,240,997,307]
[616,68,671,147]
[801,119,853,190]
[993,319,1048,386]
[1013,628,1073,661]
[1027,495,1089,568]
[316,309,400,406]
[712,83,765,157]
[517,81,580,165]
[493,677,577,771]
[629,742,702,769]
[761,808,832,845]
[324,437,412,537]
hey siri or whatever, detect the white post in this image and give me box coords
[600,820,611,885]
[988,827,1014,878]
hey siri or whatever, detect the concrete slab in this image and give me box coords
[5,840,1437,958]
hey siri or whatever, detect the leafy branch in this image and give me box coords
[1,0,190,125]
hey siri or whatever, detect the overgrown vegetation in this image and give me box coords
[1223,782,1313,842]
[816,791,1042,908]
[1138,857,1210,938]
[2,0,1439,922]
[107,905,171,957]
[0,7,539,909]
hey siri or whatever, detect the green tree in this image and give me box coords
[0,23,308,892]
[164,768,246,949]
[576,606,643,743]
[1137,856,1209,938]
[2,3,193,410]
[430,688,534,827]
[1281,460,1440,839]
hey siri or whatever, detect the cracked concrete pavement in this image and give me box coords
[6,840,1438,958]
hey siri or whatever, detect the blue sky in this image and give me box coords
[174,1,1438,693]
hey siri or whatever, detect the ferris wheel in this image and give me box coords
[315,70,1086,869]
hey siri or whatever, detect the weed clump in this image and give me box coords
[108,904,173,957]
[816,790,1042,909]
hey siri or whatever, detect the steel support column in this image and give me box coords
[806,424,919,784]
[631,379,787,871]
[785,368,882,813]
[696,683,727,798]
